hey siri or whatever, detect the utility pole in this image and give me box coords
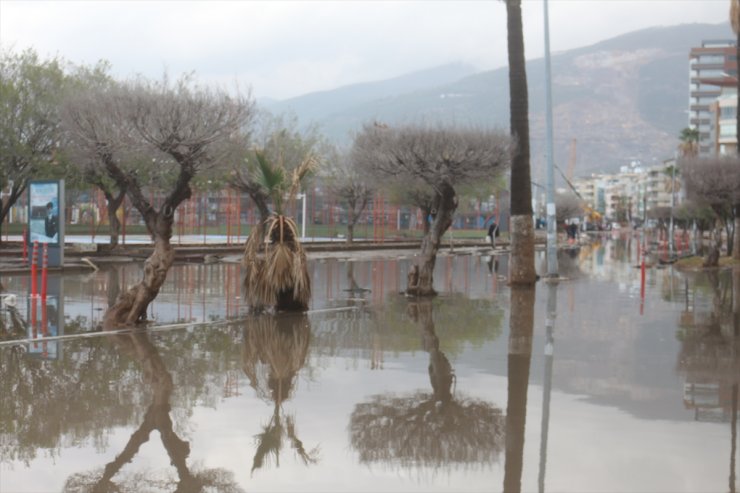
[544,0,558,278]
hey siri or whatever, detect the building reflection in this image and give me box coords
[348,299,505,475]
[241,313,319,473]
[676,269,739,492]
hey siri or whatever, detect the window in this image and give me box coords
[720,124,737,137]
[698,55,726,64]
[721,106,736,119]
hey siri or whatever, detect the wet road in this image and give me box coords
[0,235,735,492]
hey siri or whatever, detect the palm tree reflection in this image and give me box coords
[241,313,319,473]
[504,285,535,493]
[349,300,504,474]
[64,331,242,492]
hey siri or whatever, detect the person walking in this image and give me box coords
[487,221,499,249]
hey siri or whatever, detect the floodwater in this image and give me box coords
[0,235,737,492]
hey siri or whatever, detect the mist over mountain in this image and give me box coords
[262,22,733,181]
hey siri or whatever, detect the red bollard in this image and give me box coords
[22,228,28,264]
[30,240,39,298]
[41,243,48,301]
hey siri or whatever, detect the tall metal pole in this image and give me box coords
[669,162,676,258]
[544,0,558,277]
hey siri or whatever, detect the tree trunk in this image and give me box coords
[103,191,125,250]
[0,184,25,247]
[407,186,456,296]
[704,223,722,268]
[734,205,740,261]
[506,0,537,285]
[346,223,355,244]
[103,220,175,329]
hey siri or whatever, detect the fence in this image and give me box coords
[2,188,503,244]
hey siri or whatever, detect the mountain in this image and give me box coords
[263,22,734,180]
[263,62,477,123]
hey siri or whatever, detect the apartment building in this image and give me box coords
[688,40,737,155]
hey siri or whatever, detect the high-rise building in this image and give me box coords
[688,40,737,155]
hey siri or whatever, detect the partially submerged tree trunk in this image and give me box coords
[506,0,538,285]
[704,222,722,268]
[103,166,191,328]
[407,185,457,297]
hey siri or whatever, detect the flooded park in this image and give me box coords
[0,234,735,493]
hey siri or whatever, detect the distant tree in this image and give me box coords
[678,127,700,158]
[60,63,134,250]
[505,0,537,284]
[554,191,582,224]
[67,75,256,327]
[352,123,510,296]
[682,156,740,265]
[0,49,68,244]
[322,149,374,244]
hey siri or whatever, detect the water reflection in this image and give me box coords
[503,286,535,493]
[676,269,740,492]
[349,299,505,474]
[63,330,242,492]
[241,313,319,473]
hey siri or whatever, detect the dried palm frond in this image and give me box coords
[242,214,311,311]
[286,155,318,211]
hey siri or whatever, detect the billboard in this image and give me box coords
[28,181,61,245]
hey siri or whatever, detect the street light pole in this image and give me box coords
[544,0,558,278]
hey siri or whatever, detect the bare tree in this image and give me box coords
[352,123,510,296]
[65,75,255,327]
[323,148,374,243]
[682,156,740,266]
[61,77,132,250]
[555,191,583,224]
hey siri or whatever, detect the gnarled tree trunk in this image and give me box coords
[407,185,457,296]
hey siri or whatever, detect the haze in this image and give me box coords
[0,0,729,100]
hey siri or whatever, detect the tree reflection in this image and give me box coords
[677,269,739,492]
[504,285,535,493]
[241,313,319,473]
[64,330,242,493]
[349,300,504,474]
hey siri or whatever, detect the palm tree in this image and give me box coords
[678,127,700,158]
[242,150,315,311]
[506,0,537,284]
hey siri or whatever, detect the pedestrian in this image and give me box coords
[487,221,499,248]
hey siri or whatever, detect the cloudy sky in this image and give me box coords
[0,0,730,101]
